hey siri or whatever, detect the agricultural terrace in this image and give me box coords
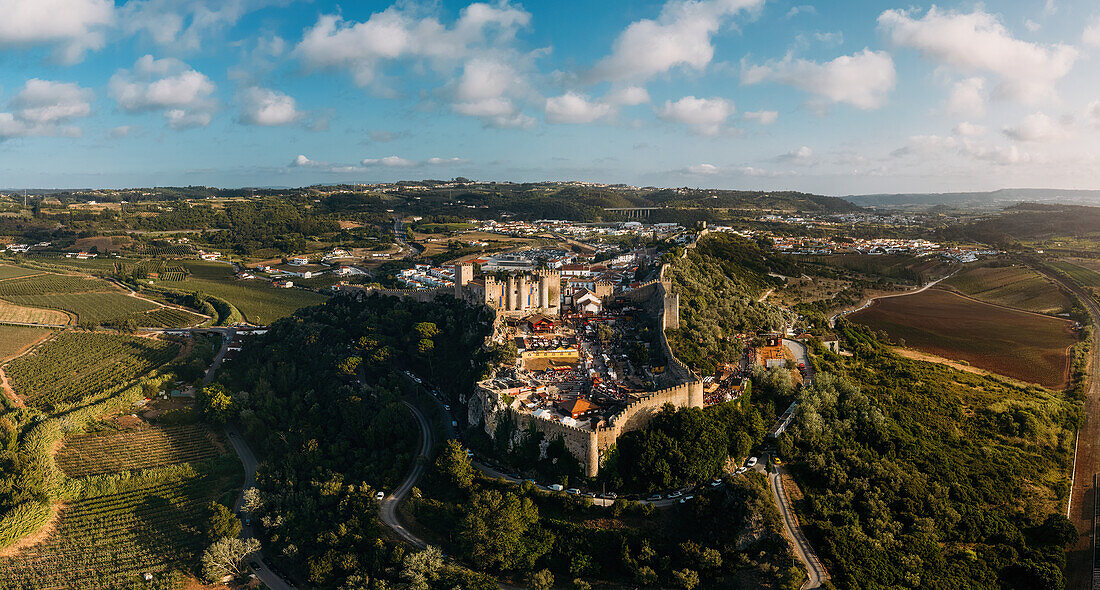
[0,264,42,280]
[0,467,238,589]
[4,292,158,326]
[850,288,1078,388]
[0,326,52,362]
[0,300,69,325]
[56,424,223,477]
[154,260,328,324]
[941,264,1072,315]
[5,333,179,412]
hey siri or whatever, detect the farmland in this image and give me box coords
[850,288,1078,388]
[1051,259,1100,288]
[154,260,328,324]
[4,333,179,412]
[4,292,159,326]
[0,466,238,589]
[134,307,207,328]
[0,326,52,362]
[941,264,1072,314]
[0,300,70,325]
[0,274,113,297]
[0,265,41,280]
[56,424,223,477]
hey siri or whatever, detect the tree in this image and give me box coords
[457,489,551,571]
[672,569,700,590]
[205,501,242,542]
[436,439,474,490]
[241,488,263,514]
[526,569,554,590]
[201,537,260,582]
[198,383,235,425]
[402,546,443,590]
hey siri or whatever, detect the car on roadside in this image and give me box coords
[680,495,695,504]
[746,457,758,468]
[548,484,564,492]
[711,477,726,486]
[565,488,580,495]
[583,492,596,498]
[601,492,618,499]
[735,467,748,475]
[646,493,662,501]
[667,490,683,499]
[444,404,451,411]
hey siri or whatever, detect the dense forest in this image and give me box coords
[783,322,1079,589]
[216,293,497,587]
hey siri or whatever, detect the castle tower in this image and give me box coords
[538,273,549,310]
[506,275,516,310]
[518,275,527,310]
[455,262,474,299]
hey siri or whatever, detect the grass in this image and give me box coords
[941,264,1071,314]
[850,288,1078,388]
[0,326,52,362]
[0,300,70,325]
[4,292,158,326]
[0,470,235,589]
[56,425,223,477]
[5,332,179,412]
[154,260,328,324]
[1052,259,1100,288]
[0,265,41,280]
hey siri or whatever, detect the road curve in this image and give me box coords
[380,401,432,550]
[770,467,828,589]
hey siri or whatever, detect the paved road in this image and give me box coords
[829,269,959,328]
[380,401,431,549]
[201,330,295,590]
[1032,262,1100,590]
[782,338,814,386]
[770,466,828,589]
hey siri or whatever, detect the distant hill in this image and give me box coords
[847,188,1100,209]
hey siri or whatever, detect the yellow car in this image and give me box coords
[772,457,782,465]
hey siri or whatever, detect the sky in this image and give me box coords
[1,0,1100,195]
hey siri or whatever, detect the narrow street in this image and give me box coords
[379,401,431,549]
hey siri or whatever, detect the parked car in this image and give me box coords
[735,467,748,475]
[444,404,451,411]
[680,495,695,504]
[374,491,385,500]
[565,488,580,495]
[601,492,618,499]
[583,491,596,498]
[646,493,662,501]
[548,484,564,492]
[667,490,683,499]
[746,457,758,468]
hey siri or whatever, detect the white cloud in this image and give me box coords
[452,97,534,129]
[295,3,530,87]
[109,55,217,129]
[1025,19,1040,33]
[291,154,315,167]
[362,155,416,167]
[742,49,896,110]
[893,134,958,158]
[449,58,534,128]
[1088,101,1100,128]
[962,140,1030,165]
[879,6,1077,104]
[946,77,986,117]
[657,96,735,135]
[0,0,113,64]
[545,92,612,124]
[778,145,814,162]
[1003,112,1072,142]
[0,78,92,140]
[10,79,93,124]
[238,86,303,126]
[686,163,719,175]
[743,110,778,124]
[1084,15,1100,47]
[786,5,816,19]
[121,0,287,52]
[427,157,466,165]
[605,86,650,106]
[954,122,986,137]
[590,0,764,83]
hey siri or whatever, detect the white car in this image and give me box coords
[735,467,748,474]
[374,491,384,500]
[746,457,758,468]
[679,495,695,504]
[565,488,580,495]
[548,484,564,492]
[667,490,683,499]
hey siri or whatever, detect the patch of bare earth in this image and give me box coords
[0,368,25,408]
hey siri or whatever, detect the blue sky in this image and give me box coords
[1,0,1099,194]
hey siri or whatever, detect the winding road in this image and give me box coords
[770,467,827,590]
[380,401,432,550]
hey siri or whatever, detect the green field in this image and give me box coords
[5,333,179,411]
[0,265,41,280]
[134,307,207,328]
[851,288,1077,388]
[941,264,1072,314]
[155,260,328,324]
[56,425,222,477]
[4,292,158,326]
[1052,259,1100,288]
[0,274,113,297]
[0,300,70,325]
[0,472,232,589]
[0,326,52,361]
